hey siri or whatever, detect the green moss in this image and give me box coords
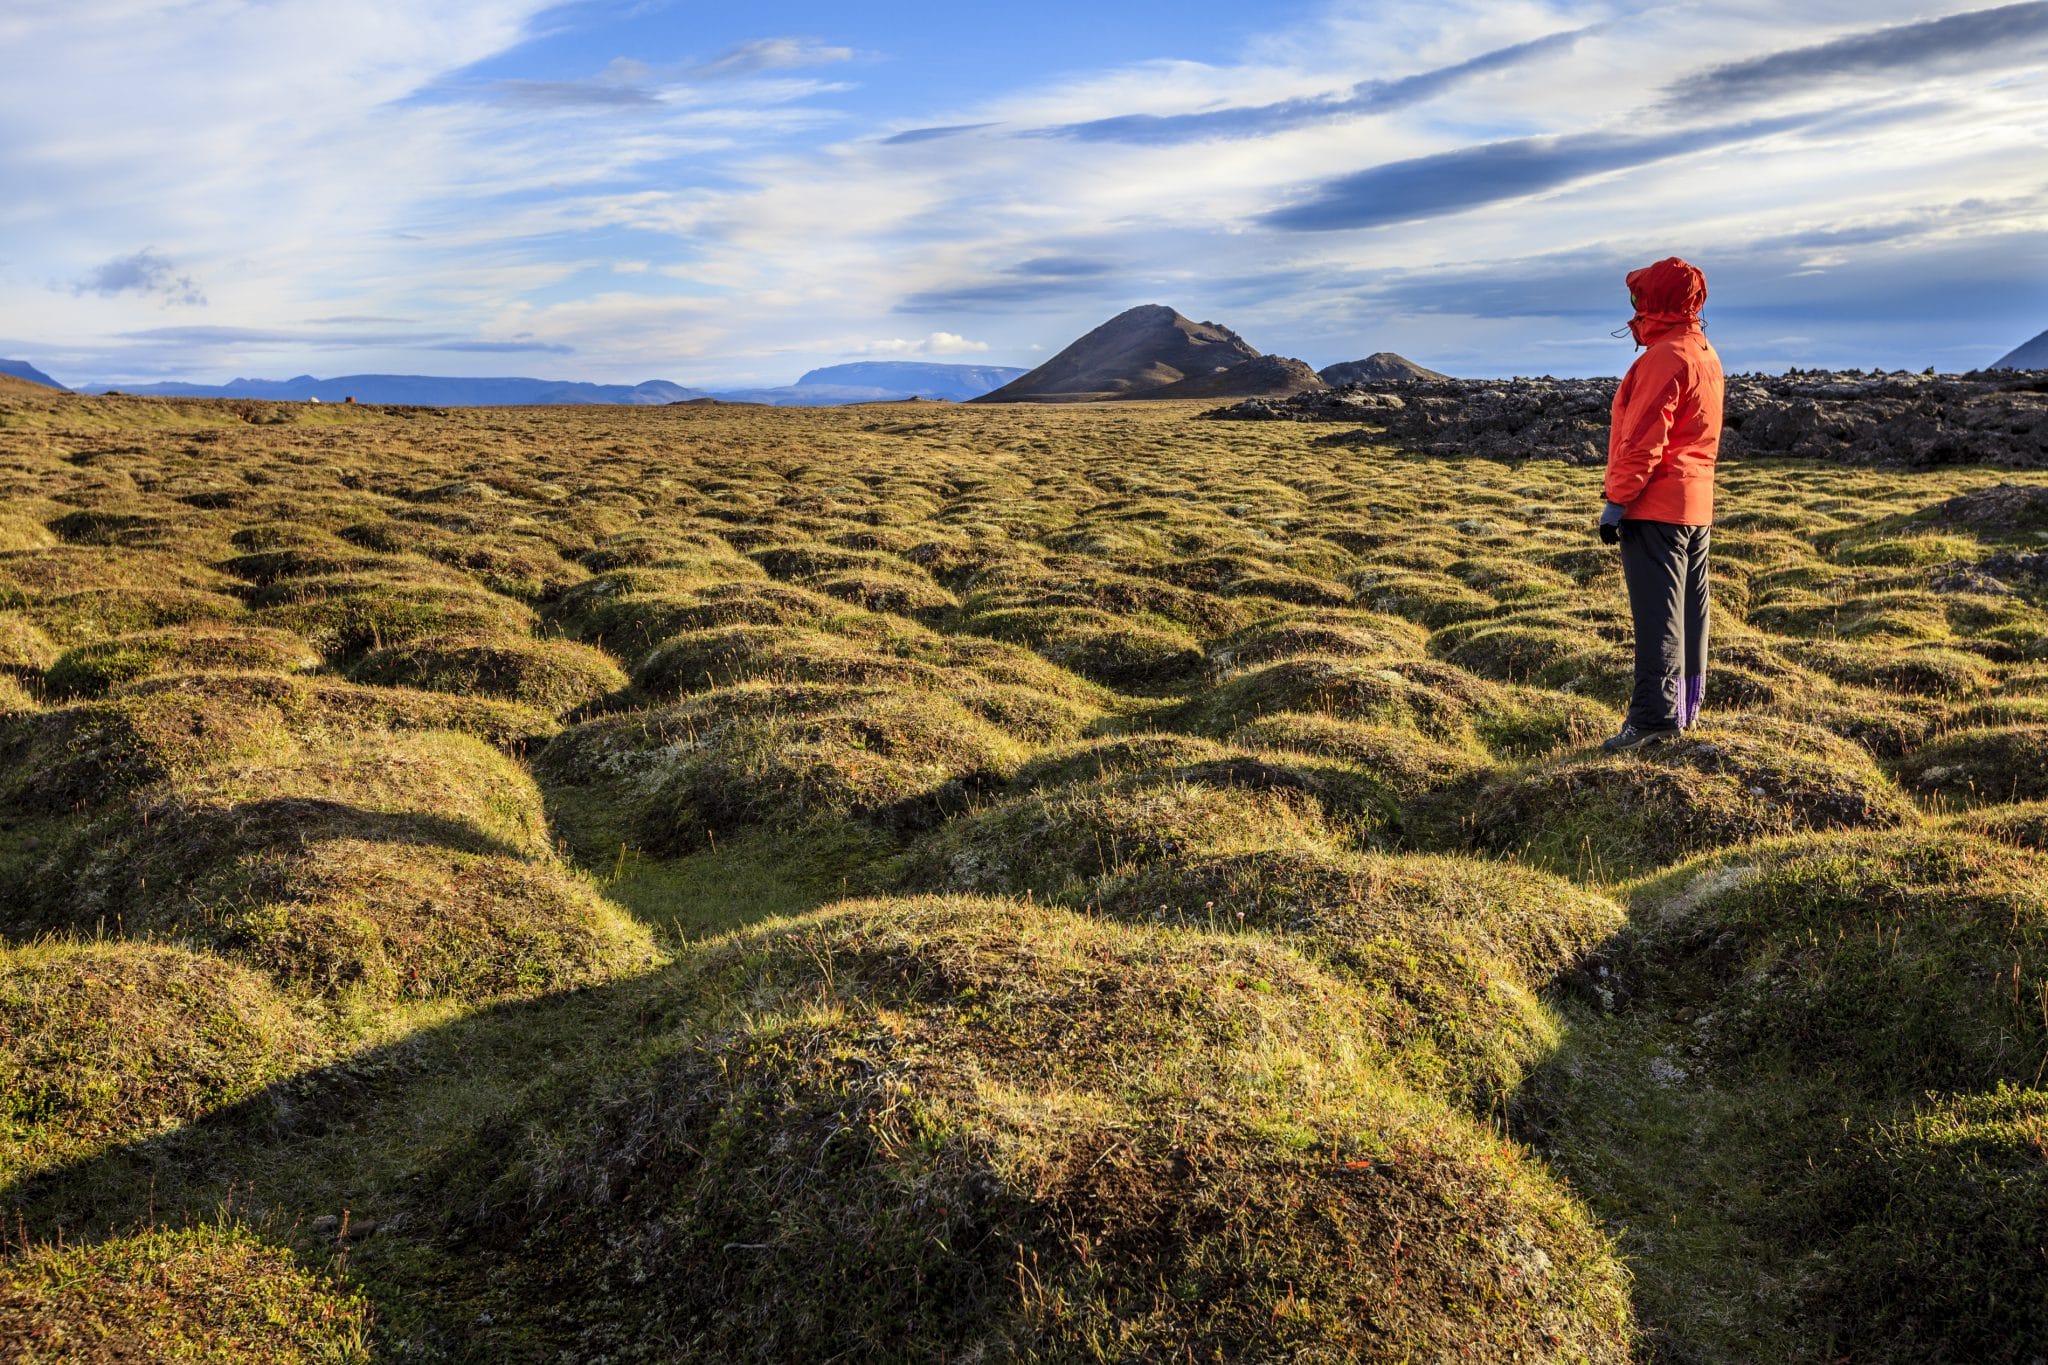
[965,606,1205,690]
[1895,724,2048,806]
[1206,609,1426,669]
[1785,640,1994,699]
[809,568,957,614]
[254,577,534,660]
[30,586,250,645]
[0,1224,371,1362]
[899,773,1333,900]
[1792,1086,2048,1363]
[1413,718,1918,880]
[1629,831,2048,1093]
[0,941,321,1142]
[0,612,58,677]
[563,580,842,665]
[652,691,1023,851]
[1228,713,1490,798]
[347,633,627,713]
[45,625,320,698]
[1178,655,1501,743]
[16,730,654,1002]
[443,898,1632,1361]
[1944,799,2048,849]
[1438,623,1630,701]
[1099,845,1623,1107]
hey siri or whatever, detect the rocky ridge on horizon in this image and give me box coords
[1207,368,2048,468]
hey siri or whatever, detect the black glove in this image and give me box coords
[1598,501,1625,545]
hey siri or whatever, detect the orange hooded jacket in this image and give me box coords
[1605,257,1724,526]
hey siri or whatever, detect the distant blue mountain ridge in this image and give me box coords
[3,359,1032,407]
[0,359,67,390]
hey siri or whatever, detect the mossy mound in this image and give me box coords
[254,578,535,660]
[630,623,790,696]
[1352,569,1498,626]
[1785,641,1994,699]
[809,568,957,615]
[16,731,651,1002]
[115,671,556,748]
[966,606,1205,690]
[54,726,559,894]
[1206,610,1426,669]
[0,942,321,1141]
[650,691,1024,850]
[1894,724,2048,806]
[187,837,653,1000]
[1008,733,1239,790]
[1414,719,1918,879]
[0,685,294,814]
[1784,688,1945,759]
[949,680,1098,744]
[1791,1086,2048,1363]
[1178,656,1499,743]
[0,612,58,677]
[1437,624,1630,702]
[220,545,397,585]
[0,675,35,714]
[941,634,1107,703]
[564,580,840,665]
[347,633,627,713]
[1228,713,1491,798]
[1944,799,2048,850]
[633,627,949,699]
[0,1225,371,1362]
[899,774,1333,900]
[44,625,320,698]
[1099,846,1623,1105]
[0,673,553,816]
[969,564,1251,636]
[0,546,229,603]
[449,898,1632,1362]
[542,688,1025,854]
[1629,832,2048,1093]
[30,586,250,645]
[0,514,56,553]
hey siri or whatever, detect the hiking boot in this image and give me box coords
[1601,722,1680,753]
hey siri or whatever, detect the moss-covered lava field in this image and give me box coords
[0,385,2044,1361]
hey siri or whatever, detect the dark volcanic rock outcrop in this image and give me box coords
[1319,353,1450,385]
[974,305,1322,403]
[1994,328,2048,371]
[1207,369,2048,468]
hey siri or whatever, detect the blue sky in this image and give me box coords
[3,0,2045,385]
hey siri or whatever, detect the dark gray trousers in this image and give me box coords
[1619,520,1710,731]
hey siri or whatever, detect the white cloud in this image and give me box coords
[863,331,990,356]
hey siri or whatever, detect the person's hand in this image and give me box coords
[1598,501,1625,545]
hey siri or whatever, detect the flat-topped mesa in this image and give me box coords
[972,304,1324,403]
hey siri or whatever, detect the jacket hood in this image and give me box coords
[1625,257,1706,342]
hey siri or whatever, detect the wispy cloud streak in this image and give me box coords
[1668,1,2048,106]
[1039,27,1592,144]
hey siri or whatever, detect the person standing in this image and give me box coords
[1597,257,1725,752]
